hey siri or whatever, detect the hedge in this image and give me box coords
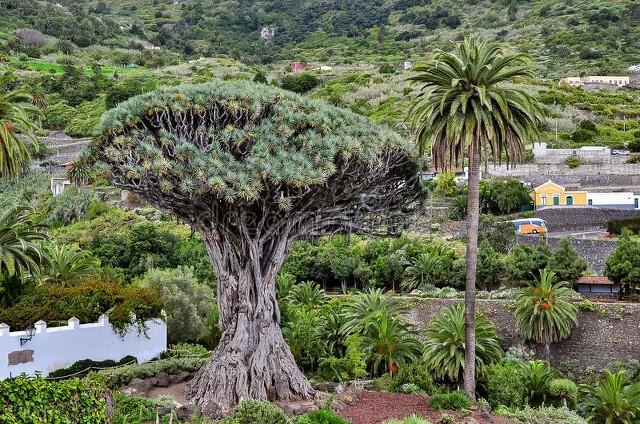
[607,216,640,235]
[96,356,208,388]
[47,355,137,379]
[0,376,107,424]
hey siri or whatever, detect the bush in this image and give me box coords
[220,400,289,424]
[607,217,640,235]
[498,406,587,424]
[486,362,526,408]
[48,355,137,379]
[292,408,349,424]
[0,376,107,423]
[0,280,163,335]
[564,156,582,169]
[428,391,472,410]
[280,72,320,93]
[548,378,578,407]
[383,415,433,424]
[138,266,216,344]
[389,363,435,394]
[96,356,208,388]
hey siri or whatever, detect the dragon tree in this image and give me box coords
[95,81,420,416]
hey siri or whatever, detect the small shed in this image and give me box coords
[577,276,621,300]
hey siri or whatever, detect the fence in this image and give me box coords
[0,315,166,380]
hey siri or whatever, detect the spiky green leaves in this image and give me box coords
[97,81,415,208]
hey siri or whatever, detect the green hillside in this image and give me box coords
[5,0,638,76]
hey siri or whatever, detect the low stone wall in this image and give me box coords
[487,163,640,177]
[405,297,640,369]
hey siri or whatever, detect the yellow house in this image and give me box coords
[530,180,588,207]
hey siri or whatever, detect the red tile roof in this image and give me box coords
[578,276,616,285]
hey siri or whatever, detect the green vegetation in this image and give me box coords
[428,391,472,410]
[605,230,640,294]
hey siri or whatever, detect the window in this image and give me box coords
[540,195,547,205]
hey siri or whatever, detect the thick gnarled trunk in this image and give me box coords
[186,231,314,417]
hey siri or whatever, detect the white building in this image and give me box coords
[50,177,71,196]
[560,76,630,88]
[403,61,412,70]
[588,192,640,210]
[532,143,615,164]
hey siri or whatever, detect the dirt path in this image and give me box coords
[338,391,513,424]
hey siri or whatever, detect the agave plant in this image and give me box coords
[423,304,502,383]
[317,306,349,358]
[583,370,640,424]
[67,154,93,186]
[286,281,327,308]
[514,269,579,361]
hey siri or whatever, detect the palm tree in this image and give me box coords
[0,205,47,279]
[583,370,640,424]
[286,281,328,308]
[342,288,407,335]
[522,360,552,406]
[67,154,93,186]
[514,269,579,361]
[0,72,42,180]
[408,37,545,398]
[359,312,422,376]
[423,304,502,385]
[37,244,100,287]
[402,252,442,291]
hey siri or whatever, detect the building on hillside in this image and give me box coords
[532,143,621,164]
[577,276,620,301]
[261,27,275,40]
[530,180,640,209]
[559,76,630,89]
[290,62,309,72]
[530,180,588,207]
[51,177,71,196]
[403,61,412,70]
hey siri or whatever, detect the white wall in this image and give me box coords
[0,315,166,380]
[588,192,636,208]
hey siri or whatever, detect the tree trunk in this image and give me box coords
[544,342,551,363]
[186,231,314,417]
[463,141,481,401]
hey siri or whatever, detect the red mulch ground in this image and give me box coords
[337,391,514,424]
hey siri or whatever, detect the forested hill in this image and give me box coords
[2,0,640,76]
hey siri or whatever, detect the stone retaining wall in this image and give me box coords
[405,297,640,369]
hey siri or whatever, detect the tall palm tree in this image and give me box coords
[408,37,544,398]
[0,72,41,180]
[37,244,100,288]
[0,205,47,279]
[514,269,579,361]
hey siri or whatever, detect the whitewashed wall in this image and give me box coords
[0,315,166,380]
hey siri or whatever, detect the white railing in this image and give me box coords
[0,315,166,380]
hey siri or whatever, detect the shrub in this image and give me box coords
[0,376,107,423]
[564,156,582,169]
[607,217,640,235]
[428,391,472,410]
[548,378,578,407]
[280,72,320,93]
[48,355,137,379]
[292,408,349,424]
[498,406,587,424]
[96,356,208,388]
[605,230,640,292]
[383,415,433,424]
[317,337,367,382]
[486,362,526,408]
[0,280,163,335]
[138,266,215,344]
[522,360,552,406]
[220,400,289,424]
[389,363,435,394]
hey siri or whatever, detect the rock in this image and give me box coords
[157,407,172,417]
[148,377,158,387]
[168,374,178,384]
[176,405,197,420]
[155,372,170,387]
[313,382,340,393]
[464,417,480,424]
[277,400,317,417]
[128,378,151,395]
[175,371,192,383]
[120,386,145,397]
[267,386,277,402]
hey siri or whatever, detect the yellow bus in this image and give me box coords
[511,218,547,235]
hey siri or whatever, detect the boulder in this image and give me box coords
[155,372,170,387]
[128,378,151,395]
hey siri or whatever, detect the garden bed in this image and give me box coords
[337,391,514,424]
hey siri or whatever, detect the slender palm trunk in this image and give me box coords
[463,141,481,401]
